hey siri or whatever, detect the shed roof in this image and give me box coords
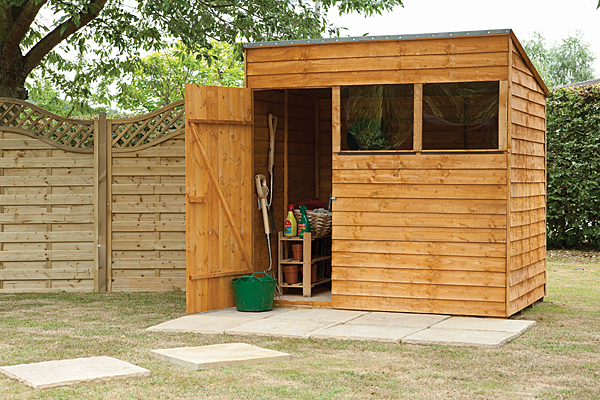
[242,29,511,48]
[243,29,548,96]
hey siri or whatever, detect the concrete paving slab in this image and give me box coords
[348,312,449,328]
[0,356,150,390]
[432,317,536,333]
[226,318,333,338]
[150,343,291,370]
[146,315,256,334]
[265,308,367,323]
[310,324,422,342]
[401,328,519,348]
[200,307,294,319]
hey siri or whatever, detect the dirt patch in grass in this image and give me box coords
[1,256,600,399]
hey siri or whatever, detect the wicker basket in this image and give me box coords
[294,210,332,238]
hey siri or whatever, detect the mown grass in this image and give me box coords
[1,252,599,399]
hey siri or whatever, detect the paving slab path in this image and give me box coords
[0,356,150,390]
[150,343,292,370]
[148,308,536,348]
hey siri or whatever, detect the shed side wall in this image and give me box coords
[331,153,508,317]
[246,35,510,89]
[508,41,547,315]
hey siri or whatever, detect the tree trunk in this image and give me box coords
[0,51,28,99]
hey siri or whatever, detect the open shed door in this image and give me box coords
[185,85,253,313]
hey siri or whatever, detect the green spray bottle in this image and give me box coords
[298,205,311,238]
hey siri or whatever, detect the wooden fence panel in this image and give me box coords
[0,100,95,292]
[0,98,187,293]
[110,133,186,292]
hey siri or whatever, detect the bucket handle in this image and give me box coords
[251,272,268,279]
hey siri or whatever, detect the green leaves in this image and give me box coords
[547,86,600,249]
[112,41,244,113]
[523,31,596,87]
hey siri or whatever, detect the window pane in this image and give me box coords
[422,81,499,150]
[341,84,414,150]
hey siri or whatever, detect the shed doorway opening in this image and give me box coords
[253,88,334,307]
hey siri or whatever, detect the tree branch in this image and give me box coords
[24,0,108,74]
[2,0,48,65]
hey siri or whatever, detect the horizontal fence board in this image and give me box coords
[110,240,185,251]
[110,277,186,291]
[111,221,185,232]
[332,251,506,272]
[0,269,93,280]
[111,166,185,176]
[111,184,186,195]
[111,259,186,269]
[0,139,55,149]
[0,232,93,242]
[0,194,93,205]
[0,213,94,223]
[0,159,92,169]
[0,250,94,261]
[111,203,186,213]
[0,176,93,186]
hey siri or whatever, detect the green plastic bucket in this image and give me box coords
[231,272,277,312]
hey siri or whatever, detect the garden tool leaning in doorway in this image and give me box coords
[255,173,282,299]
[265,113,277,233]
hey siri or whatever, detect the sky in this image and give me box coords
[326,0,600,78]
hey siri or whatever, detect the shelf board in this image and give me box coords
[279,234,331,241]
[280,258,303,265]
[280,277,331,289]
[279,255,331,265]
[312,255,332,263]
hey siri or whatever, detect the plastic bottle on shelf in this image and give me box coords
[298,205,311,238]
[284,204,297,237]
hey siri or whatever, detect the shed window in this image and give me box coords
[422,81,499,150]
[341,84,414,151]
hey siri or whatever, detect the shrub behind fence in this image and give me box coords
[547,86,600,250]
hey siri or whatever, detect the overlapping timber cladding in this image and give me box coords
[185,29,548,317]
[0,99,187,292]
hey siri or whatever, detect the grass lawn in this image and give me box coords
[1,250,599,399]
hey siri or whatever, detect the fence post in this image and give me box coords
[94,113,109,291]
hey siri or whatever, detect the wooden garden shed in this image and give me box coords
[185,29,548,318]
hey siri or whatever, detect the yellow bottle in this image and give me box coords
[284,205,298,236]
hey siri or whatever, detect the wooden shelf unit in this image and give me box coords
[277,231,331,297]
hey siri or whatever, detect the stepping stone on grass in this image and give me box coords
[150,343,292,370]
[0,356,150,390]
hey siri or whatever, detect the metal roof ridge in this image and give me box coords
[242,29,512,48]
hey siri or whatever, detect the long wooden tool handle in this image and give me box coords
[268,114,277,174]
[189,123,253,272]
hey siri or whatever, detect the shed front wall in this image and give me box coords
[246,35,510,89]
[330,153,509,317]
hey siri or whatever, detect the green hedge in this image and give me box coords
[547,85,600,250]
